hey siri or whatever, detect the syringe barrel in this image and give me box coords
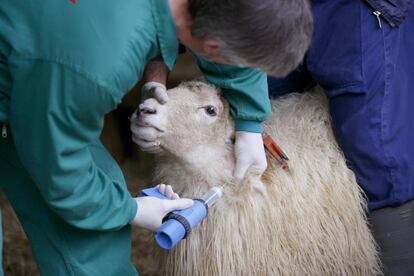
[201,187,223,208]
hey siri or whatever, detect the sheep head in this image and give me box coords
[131,81,238,185]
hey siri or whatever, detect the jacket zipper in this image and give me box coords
[364,0,397,28]
[373,10,383,28]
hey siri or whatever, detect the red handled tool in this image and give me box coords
[262,132,289,171]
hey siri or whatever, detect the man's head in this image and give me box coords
[175,0,313,77]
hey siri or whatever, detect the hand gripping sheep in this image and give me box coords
[140,186,223,249]
[130,81,381,276]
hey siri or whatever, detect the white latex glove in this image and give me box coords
[130,98,167,154]
[141,82,168,104]
[131,184,193,231]
[234,131,268,180]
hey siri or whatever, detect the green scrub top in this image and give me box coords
[0,0,271,230]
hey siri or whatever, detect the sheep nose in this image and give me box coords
[139,106,157,115]
[137,100,158,116]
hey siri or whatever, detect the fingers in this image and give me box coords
[131,194,192,231]
[233,131,268,180]
[153,87,168,104]
[165,185,174,199]
[234,161,267,180]
[251,159,268,174]
[163,199,194,213]
[157,184,181,200]
[234,158,268,180]
[141,82,168,105]
[234,161,250,180]
[158,183,166,195]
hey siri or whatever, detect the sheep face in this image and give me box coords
[131,82,234,168]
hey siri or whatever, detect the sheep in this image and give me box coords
[130,81,381,276]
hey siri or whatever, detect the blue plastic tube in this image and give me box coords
[140,187,215,249]
[156,199,207,249]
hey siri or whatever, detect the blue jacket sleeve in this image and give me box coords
[9,59,137,231]
[268,63,316,98]
[192,54,271,133]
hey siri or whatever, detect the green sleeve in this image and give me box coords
[9,59,137,231]
[192,54,272,133]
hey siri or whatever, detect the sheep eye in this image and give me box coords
[204,105,218,116]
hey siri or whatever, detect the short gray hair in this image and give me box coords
[188,0,313,77]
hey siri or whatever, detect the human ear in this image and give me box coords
[202,40,221,55]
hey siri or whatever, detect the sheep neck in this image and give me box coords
[154,142,266,197]
[156,143,226,183]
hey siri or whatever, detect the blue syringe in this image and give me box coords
[140,186,223,250]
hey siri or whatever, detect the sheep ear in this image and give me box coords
[224,125,235,146]
[220,99,235,143]
[214,85,223,96]
[227,118,236,144]
[229,132,236,144]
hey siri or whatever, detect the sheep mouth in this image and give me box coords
[131,116,165,133]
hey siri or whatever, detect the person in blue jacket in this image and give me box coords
[0,0,312,275]
[268,1,414,275]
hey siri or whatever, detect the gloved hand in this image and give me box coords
[131,184,193,231]
[141,81,168,104]
[234,131,267,180]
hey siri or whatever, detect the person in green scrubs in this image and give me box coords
[0,0,312,274]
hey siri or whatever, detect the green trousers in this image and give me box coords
[0,134,138,275]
